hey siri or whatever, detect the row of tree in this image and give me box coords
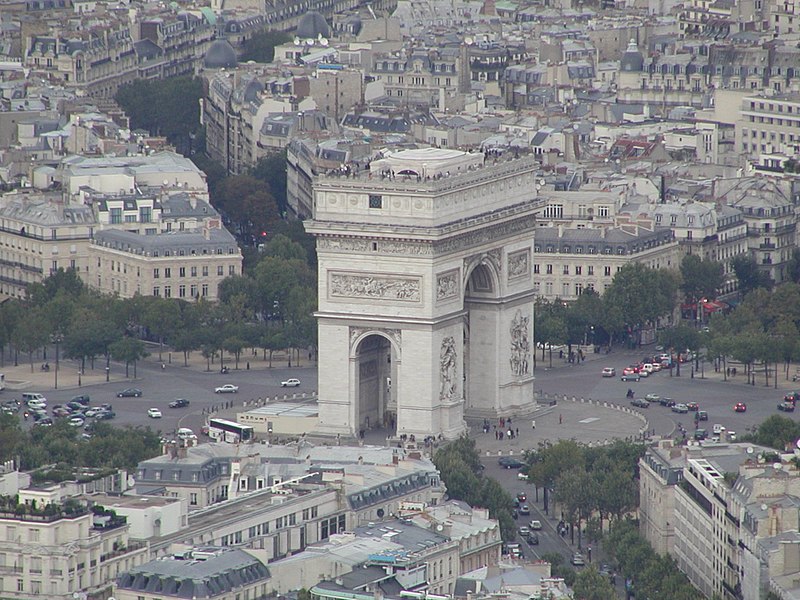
[432,437,516,540]
[0,414,161,474]
[524,439,643,549]
[2,234,317,375]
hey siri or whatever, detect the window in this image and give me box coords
[110,208,122,224]
[203,266,209,276]
[154,268,160,279]
[164,268,171,278]
[191,284,198,297]
[588,266,594,276]
[179,285,186,298]
[164,286,171,298]
[217,266,224,276]
[369,194,383,208]
[533,264,540,274]
[229,265,236,276]
[190,493,197,506]
[563,265,569,275]
[575,266,582,275]
[604,266,611,276]
[191,266,197,277]
[202,284,208,297]
[153,286,160,297]
[546,264,553,275]
[179,267,185,277]
[140,207,152,223]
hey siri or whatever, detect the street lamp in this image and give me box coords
[50,333,64,389]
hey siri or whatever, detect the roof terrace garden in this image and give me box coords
[0,494,89,522]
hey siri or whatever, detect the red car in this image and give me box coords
[733,402,747,413]
[686,402,699,411]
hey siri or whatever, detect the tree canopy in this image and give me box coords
[240,30,292,63]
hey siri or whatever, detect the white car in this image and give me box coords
[27,399,47,410]
[713,424,725,434]
[83,407,101,418]
[147,408,162,418]
[281,378,301,387]
[214,384,239,393]
[69,416,85,427]
[601,367,616,378]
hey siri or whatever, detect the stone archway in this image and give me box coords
[463,262,501,417]
[351,331,399,436]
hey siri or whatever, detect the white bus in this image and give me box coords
[207,418,254,443]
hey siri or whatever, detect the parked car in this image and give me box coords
[69,416,85,427]
[621,373,640,382]
[95,410,116,420]
[169,398,190,408]
[601,367,616,378]
[147,408,162,418]
[214,384,239,394]
[281,378,301,387]
[672,403,689,414]
[82,407,102,418]
[572,553,586,566]
[117,388,142,397]
[70,394,91,405]
[734,402,747,413]
[631,398,650,408]
[778,401,795,412]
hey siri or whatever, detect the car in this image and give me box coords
[51,406,70,418]
[516,492,527,503]
[95,410,115,420]
[214,384,239,394]
[644,393,661,402]
[1,405,17,415]
[686,402,699,411]
[601,367,616,378]
[517,472,529,481]
[518,526,531,537]
[519,504,530,516]
[622,366,638,375]
[697,410,709,421]
[778,401,795,412]
[169,398,190,408]
[641,363,654,374]
[83,407,102,418]
[599,564,616,585]
[728,431,737,441]
[638,368,650,377]
[66,401,86,412]
[70,394,90,405]
[498,457,525,469]
[26,399,47,410]
[117,388,142,398]
[784,392,800,404]
[734,402,747,413]
[694,428,708,440]
[713,424,726,434]
[29,408,48,420]
[572,553,586,566]
[147,408,162,418]
[672,403,689,414]
[650,363,662,372]
[530,520,543,530]
[631,398,650,408]
[35,417,53,427]
[527,533,539,545]
[621,373,640,382]
[281,378,301,387]
[69,416,85,427]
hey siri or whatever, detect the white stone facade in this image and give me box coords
[307,152,541,439]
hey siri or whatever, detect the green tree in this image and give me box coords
[240,30,292,63]
[658,325,700,376]
[748,415,800,450]
[679,254,724,303]
[11,309,49,371]
[63,310,120,372]
[109,337,148,378]
[732,255,773,297]
[251,150,288,213]
[573,566,616,600]
[213,175,280,243]
[143,298,181,360]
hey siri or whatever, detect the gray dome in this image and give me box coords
[296,10,330,40]
[204,39,238,69]
[621,38,644,72]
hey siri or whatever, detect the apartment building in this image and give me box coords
[88,226,241,301]
[532,224,679,301]
[0,498,148,599]
[736,93,800,159]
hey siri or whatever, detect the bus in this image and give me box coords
[207,418,254,443]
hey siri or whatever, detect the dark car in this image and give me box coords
[516,492,527,503]
[168,398,190,408]
[527,533,539,545]
[70,394,91,405]
[778,401,795,412]
[95,410,116,420]
[620,373,640,382]
[66,401,86,412]
[785,392,800,404]
[734,402,747,413]
[696,410,709,421]
[498,457,525,469]
[631,398,650,408]
[659,397,677,407]
[694,428,708,440]
[117,388,142,398]
[686,402,699,411]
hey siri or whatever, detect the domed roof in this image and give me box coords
[204,39,238,69]
[621,38,644,72]
[296,10,330,40]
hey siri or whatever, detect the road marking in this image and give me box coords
[578,417,600,424]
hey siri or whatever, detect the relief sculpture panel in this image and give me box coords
[330,273,421,302]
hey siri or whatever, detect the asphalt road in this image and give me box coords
[16,361,317,437]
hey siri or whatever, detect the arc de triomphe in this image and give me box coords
[305,148,541,439]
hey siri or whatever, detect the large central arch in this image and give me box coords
[351,331,399,436]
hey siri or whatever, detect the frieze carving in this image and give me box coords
[317,238,433,256]
[510,309,531,377]
[508,250,530,280]
[435,215,536,255]
[439,336,457,401]
[330,273,421,302]
[350,327,402,351]
[436,269,459,301]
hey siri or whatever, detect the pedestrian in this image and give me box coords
[531,419,536,430]
[559,413,563,424]
[515,427,519,438]
[507,429,513,439]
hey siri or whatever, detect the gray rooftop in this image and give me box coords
[92,228,239,255]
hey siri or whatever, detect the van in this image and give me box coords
[22,392,46,403]
[177,428,195,439]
